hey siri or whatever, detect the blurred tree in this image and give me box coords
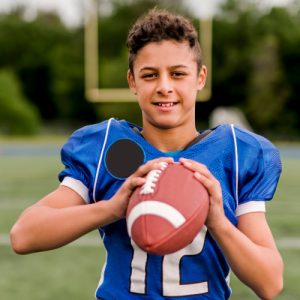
[251,7,300,136]
[245,35,289,132]
[212,0,300,137]
[0,9,64,119]
[0,70,40,135]
[212,3,256,108]
[0,7,97,126]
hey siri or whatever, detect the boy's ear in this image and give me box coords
[197,65,207,91]
[127,69,137,95]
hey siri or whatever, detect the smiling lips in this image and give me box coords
[154,102,178,107]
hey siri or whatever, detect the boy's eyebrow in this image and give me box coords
[170,65,189,69]
[139,65,189,72]
[139,67,157,73]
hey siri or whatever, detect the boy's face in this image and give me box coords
[128,40,206,131]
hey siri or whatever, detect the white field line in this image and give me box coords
[2,201,300,211]
[1,234,300,249]
[276,238,300,249]
[0,203,31,210]
[0,234,102,248]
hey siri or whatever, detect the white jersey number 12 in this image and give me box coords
[130,226,208,296]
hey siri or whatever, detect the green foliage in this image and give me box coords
[96,102,142,125]
[0,0,299,136]
[0,70,40,135]
[245,35,289,130]
[0,8,97,124]
[213,10,255,107]
[212,1,300,137]
[99,49,129,88]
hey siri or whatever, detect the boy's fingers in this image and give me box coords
[180,157,212,178]
[134,157,174,177]
[194,172,222,200]
[128,177,146,191]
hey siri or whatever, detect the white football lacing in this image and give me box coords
[140,162,168,195]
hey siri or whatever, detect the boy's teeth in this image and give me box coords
[158,103,173,107]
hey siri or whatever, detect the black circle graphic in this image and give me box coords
[105,139,144,179]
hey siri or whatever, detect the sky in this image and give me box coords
[0,0,84,26]
[0,0,295,27]
[186,0,294,18]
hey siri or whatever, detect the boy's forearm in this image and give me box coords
[10,200,116,254]
[208,218,283,299]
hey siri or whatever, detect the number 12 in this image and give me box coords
[130,226,208,297]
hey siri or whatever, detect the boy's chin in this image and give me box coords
[150,119,182,130]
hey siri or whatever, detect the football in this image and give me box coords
[126,162,209,255]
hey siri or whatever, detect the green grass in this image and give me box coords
[1,141,299,299]
[0,151,102,299]
[0,245,103,300]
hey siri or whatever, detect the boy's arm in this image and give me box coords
[10,185,120,254]
[10,157,173,254]
[180,158,283,300]
[210,212,283,300]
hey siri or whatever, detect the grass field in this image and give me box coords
[0,139,299,299]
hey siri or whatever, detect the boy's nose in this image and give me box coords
[156,75,173,96]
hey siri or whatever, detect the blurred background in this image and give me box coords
[0,0,299,299]
[0,0,299,136]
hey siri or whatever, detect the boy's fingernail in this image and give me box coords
[182,159,192,167]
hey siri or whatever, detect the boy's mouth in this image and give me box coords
[154,102,178,107]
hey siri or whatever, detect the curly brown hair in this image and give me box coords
[127,8,203,74]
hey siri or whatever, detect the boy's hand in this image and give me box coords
[179,158,227,232]
[108,157,174,220]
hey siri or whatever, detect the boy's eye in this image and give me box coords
[171,71,186,78]
[141,73,157,79]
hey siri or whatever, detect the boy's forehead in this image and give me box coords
[134,40,196,69]
[140,39,191,53]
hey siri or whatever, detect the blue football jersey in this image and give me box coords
[59,118,281,300]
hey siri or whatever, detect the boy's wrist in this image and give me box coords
[92,199,123,227]
[207,215,232,238]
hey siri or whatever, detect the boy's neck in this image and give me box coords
[141,124,199,152]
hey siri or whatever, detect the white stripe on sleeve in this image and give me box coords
[60,177,90,204]
[235,201,266,217]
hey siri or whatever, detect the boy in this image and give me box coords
[11,8,283,299]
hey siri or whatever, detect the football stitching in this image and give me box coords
[140,162,168,195]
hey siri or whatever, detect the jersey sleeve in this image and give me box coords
[236,128,282,206]
[58,123,105,204]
